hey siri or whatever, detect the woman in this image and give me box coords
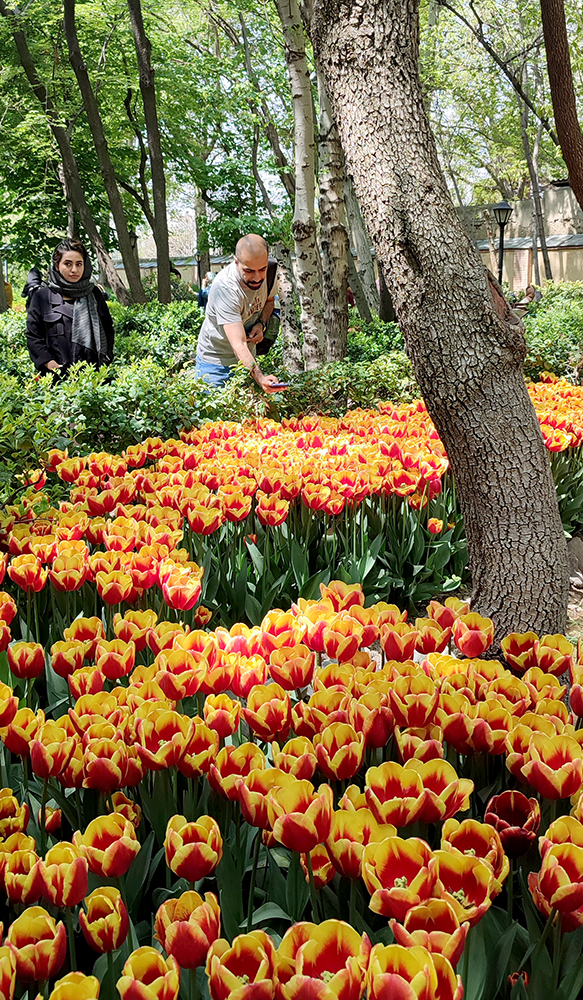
[26,238,114,377]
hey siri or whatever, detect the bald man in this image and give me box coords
[195,234,283,392]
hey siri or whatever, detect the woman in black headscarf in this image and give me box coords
[26,238,114,377]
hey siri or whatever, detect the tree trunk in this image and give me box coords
[194,191,210,279]
[63,0,147,303]
[274,0,326,369]
[310,0,568,639]
[0,0,130,303]
[540,0,583,214]
[517,64,553,282]
[127,0,172,303]
[347,253,373,322]
[57,163,78,236]
[378,268,396,323]
[344,172,380,314]
[0,267,7,313]
[317,70,349,361]
[271,242,304,373]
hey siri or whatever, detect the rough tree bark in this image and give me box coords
[540,0,583,213]
[344,172,380,314]
[271,242,304,373]
[274,0,326,369]
[310,0,568,638]
[317,70,350,361]
[0,0,130,302]
[127,0,172,303]
[347,253,373,322]
[63,0,147,303]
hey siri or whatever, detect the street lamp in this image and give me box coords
[492,199,513,285]
[193,249,202,287]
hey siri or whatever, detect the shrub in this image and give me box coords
[523,282,583,381]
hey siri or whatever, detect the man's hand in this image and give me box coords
[256,371,287,394]
[246,323,264,345]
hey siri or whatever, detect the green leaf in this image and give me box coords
[459,921,488,1000]
[240,901,292,928]
[285,851,310,922]
[216,843,244,942]
[123,830,155,917]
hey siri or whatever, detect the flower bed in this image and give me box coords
[0,379,582,998]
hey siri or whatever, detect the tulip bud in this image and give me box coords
[79,886,129,953]
[6,906,66,982]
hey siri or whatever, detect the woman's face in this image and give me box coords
[57,251,85,283]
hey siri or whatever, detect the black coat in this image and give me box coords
[26,285,115,374]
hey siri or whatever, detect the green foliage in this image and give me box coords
[346,311,404,361]
[523,282,583,381]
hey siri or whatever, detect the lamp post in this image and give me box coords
[194,250,202,287]
[492,199,513,286]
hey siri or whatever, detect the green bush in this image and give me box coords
[346,311,404,360]
[523,282,583,380]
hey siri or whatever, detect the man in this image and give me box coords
[195,234,284,392]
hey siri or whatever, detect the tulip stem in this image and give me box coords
[507,858,514,920]
[305,852,320,923]
[190,968,200,1000]
[40,777,48,855]
[65,906,77,971]
[247,830,261,932]
[107,950,114,990]
[553,911,562,990]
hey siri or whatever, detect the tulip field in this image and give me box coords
[0,378,581,999]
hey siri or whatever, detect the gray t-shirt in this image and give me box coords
[196,261,268,367]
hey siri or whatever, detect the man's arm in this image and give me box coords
[223,321,284,393]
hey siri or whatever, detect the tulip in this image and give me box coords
[206,931,277,1000]
[68,667,105,700]
[367,943,462,1000]
[271,737,317,781]
[243,683,292,742]
[406,759,473,825]
[203,694,241,739]
[484,790,541,859]
[537,843,583,913]
[207,743,266,800]
[267,780,334,853]
[350,692,394,750]
[536,634,574,677]
[379,623,419,662]
[4,849,42,904]
[0,787,30,838]
[114,609,158,650]
[362,836,437,921]
[300,844,335,890]
[236,768,296,830]
[162,568,202,612]
[63,617,105,658]
[390,674,438,729]
[433,850,496,927]
[325,808,395,880]
[6,906,66,983]
[414,618,452,655]
[269,644,315,691]
[135,709,194,771]
[73,813,140,877]
[82,737,127,793]
[165,814,223,882]
[501,632,539,674]
[394,725,444,763]
[275,919,370,999]
[389,898,469,968]
[313,722,365,782]
[117,948,180,1000]
[364,761,425,827]
[0,947,16,1000]
[40,806,62,835]
[7,641,45,680]
[95,639,136,680]
[50,640,85,679]
[79,885,129,953]
[540,815,583,859]
[95,570,134,605]
[521,732,583,800]
[322,618,364,663]
[0,593,17,626]
[3,707,45,757]
[292,689,351,738]
[48,554,88,592]
[441,818,508,884]
[39,842,88,908]
[30,722,76,780]
[44,972,100,1000]
[7,553,47,593]
[229,654,269,698]
[256,492,290,527]
[177,722,219,780]
[452,612,494,657]
[155,890,221,969]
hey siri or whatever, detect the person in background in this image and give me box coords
[3,280,12,308]
[514,284,538,318]
[195,234,283,393]
[197,271,213,311]
[26,238,114,378]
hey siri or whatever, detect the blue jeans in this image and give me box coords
[194,358,233,388]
